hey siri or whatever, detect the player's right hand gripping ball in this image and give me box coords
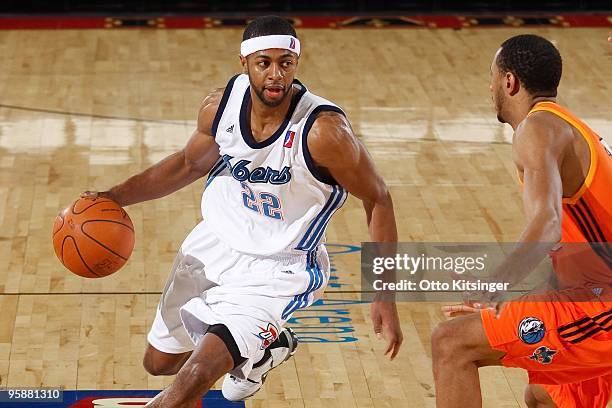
[52,197,135,278]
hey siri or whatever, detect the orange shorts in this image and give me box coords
[541,375,612,408]
[480,286,612,387]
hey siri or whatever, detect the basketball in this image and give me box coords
[52,197,135,278]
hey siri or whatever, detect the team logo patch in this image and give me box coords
[289,37,296,49]
[529,346,557,365]
[283,130,296,148]
[255,323,279,349]
[518,317,546,344]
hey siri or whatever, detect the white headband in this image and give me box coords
[240,35,301,57]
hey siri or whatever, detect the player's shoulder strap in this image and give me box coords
[528,101,605,204]
[295,84,348,186]
[211,74,248,137]
[528,102,599,147]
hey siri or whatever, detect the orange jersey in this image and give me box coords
[485,102,612,406]
[526,102,612,286]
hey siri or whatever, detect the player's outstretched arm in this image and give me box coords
[83,89,223,207]
[308,111,403,359]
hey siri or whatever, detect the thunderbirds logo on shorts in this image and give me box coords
[518,317,546,344]
[255,323,279,349]
[529,346,557,365]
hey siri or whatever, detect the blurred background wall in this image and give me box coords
[1,0,610,14]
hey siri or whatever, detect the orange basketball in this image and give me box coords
[52,197,135,278]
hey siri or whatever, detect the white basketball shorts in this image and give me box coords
[147,221,330,378]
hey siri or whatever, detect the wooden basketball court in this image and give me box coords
[0,26,610,407]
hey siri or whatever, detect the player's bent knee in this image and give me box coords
[143,358,176,376]
[432,321,461,349]
[431,321,461,363]
[432,315,488,365]
[142,344,190,376]
[143,355,180,376]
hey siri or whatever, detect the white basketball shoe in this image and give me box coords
[221,327,298,401]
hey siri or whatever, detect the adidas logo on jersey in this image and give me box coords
[226,124,235,133]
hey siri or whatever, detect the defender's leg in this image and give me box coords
[431,312,505,408]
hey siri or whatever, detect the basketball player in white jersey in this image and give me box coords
[83,16,402,407]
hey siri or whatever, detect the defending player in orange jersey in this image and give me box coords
[432,34,611,408]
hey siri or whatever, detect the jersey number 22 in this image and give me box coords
[241,182,283,220]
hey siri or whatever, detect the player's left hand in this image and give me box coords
[371,299,403,359]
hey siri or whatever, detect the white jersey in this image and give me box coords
[182,74,348,257]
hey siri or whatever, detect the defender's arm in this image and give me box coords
[486,114,566,296]
[442,113,567,317]
[513,113,564,244]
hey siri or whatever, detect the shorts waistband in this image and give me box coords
[256,247,322,264]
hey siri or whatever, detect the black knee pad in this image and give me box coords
[206,324,247,368]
